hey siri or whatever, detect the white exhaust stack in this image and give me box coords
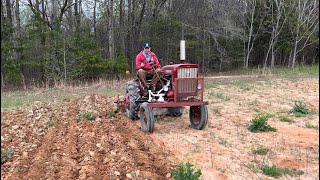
[180,29,185,63]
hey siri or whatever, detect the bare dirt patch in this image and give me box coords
[1,77,319,179]
[149,77,319,179]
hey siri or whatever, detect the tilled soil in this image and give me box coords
[1,95,175,180]
[1,77,319,180]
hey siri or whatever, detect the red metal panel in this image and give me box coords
[147,101,208,108]
[173,78,204,102]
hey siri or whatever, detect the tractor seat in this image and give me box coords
[136,74,153,83]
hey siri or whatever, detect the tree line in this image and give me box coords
[1,0,319,88]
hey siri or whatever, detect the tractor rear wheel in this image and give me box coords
[189,105,208,130]
[139,102,154,132]
[125,80,140,120]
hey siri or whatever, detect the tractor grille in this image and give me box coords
[177,68,198,94]
[178,68,197,78]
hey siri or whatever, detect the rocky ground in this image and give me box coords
[1,76,319,180]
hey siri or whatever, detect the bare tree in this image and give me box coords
[27,0,75,31]
[263,0,286,68]
[108,0,114,58]
[291,0,319,67]
[119,0,125,49]
[244,0,257,68]
[93,0,97,39]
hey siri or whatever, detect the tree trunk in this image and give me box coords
[93,0,97,39]
[108,0,114,58]
[1,0,4,19]
[14,0,21,60]
[119,0,125,49]
[1,72,5,89]
[74,0,80,36]
[5,0,12,29]
[244,0,256,68]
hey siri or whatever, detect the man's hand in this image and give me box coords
[141,62,145,67]
[149,61,154,66]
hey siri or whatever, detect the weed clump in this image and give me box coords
[289,101,310,117]
[305,123,319,130]
[261,164,304,179]
[252,145,269,156]
[78,113,95,121]
[1,148,14,164]
[278,116,295,123]
[47,120,55,127]
[107,111,116,118]
[248,113,277,132]
[261,164,283,178]
[172,162,202,180]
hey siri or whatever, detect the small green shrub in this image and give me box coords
[172,162,202,180]
[1,148,14,164]
[289,101,310,117]
[261,165,283,178]
[78,113,95,121]
[278,116,295,123]
[248,114,277,132]
[252,145,269,155]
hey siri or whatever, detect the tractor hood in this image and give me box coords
[161,64,199,76]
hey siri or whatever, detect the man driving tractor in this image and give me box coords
[135,43,161,91]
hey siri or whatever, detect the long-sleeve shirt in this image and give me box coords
[135,51,161,70]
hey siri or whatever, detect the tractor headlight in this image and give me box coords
[164,85,169,91]
[197,84,202,90]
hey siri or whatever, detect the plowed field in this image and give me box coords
[1,76,319,180]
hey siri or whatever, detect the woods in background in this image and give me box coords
[1,0,319,88]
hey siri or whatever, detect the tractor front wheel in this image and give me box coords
[189,105,208,130]
[139,102,155,132]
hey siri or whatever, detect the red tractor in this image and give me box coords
[115,62,208,133]
[115,32,208,132]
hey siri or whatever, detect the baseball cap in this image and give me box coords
[144,43,151,49]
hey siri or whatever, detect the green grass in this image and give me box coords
[217,137,227,146]
[1,81,128,109]
[1,98,24,109]
[208,92,230,101]
[224,64,319,77]
[47,120,55,127]
[1,90,73,109]
[261,164,304,178]
[271,64,319,77]
[253,110,275,118]
[252,145,269,155]
[305,123,319,130]
[278,116,295,123]
[1,148,14,164]
[248,113,277,133]
[78,113,95,121]
[107,111,116,118]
